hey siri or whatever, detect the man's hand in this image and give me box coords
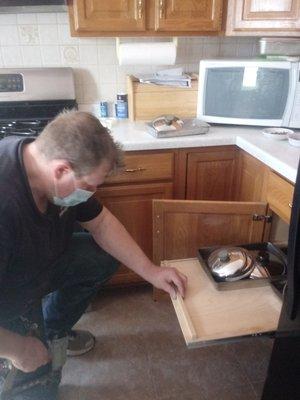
[11,336,51,373]
[147,265,188,299]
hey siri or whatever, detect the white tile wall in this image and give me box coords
[0,12,260,115]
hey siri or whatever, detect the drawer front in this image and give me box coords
[267,171,294,223]
[105,152,174,184]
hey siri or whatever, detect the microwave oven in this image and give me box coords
[197,59,300,128]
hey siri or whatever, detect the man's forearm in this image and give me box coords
[0,326,24,360]
[88,208,157,281]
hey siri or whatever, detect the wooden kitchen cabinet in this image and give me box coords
[68,0,146,34]
[68,0,224,36]
[96,150,175,286]
[235,150,269,202]
[226,0,300,36]
[266,170,294,224]
[184,146,238,201]
[152,0,223,33]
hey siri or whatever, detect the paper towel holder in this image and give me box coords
[116,37,178,64]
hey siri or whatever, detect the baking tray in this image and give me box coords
[146,118,209,138]
[197,242,287,291]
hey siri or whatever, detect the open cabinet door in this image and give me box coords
[153,199,269,265]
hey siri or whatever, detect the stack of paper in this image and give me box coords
[135,68,192,88]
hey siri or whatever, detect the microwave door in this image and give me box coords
[198,62,291,127]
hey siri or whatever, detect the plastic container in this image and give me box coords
[100,101,108,118]
[115,93,128,119]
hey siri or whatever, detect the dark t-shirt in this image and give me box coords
[0,137,102,320]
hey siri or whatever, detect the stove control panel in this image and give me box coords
[0,74,23,92]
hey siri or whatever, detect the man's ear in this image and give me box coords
[53,161,72,180]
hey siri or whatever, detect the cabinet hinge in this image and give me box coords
[252,214,272,223]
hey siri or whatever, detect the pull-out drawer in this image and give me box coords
[165,258,281,348]
[105,152,174,185]
[266,171,294,224]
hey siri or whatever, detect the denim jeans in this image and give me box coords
[0,233,119,400]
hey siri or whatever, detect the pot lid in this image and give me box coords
[208,247,254,281]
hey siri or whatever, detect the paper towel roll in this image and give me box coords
[117,42,177,66]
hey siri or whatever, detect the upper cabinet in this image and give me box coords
[153,0,223,32]
[69,0,146,33]
[226,0,300,36]
[68,0,224,36]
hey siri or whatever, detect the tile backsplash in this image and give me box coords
[0,12,260,116]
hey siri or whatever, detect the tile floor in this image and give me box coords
[59,286,273,400]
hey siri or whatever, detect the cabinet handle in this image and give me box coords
[159,0,165,19]
[137,0,144,19]
[289,202,293,208]
[125,167,146,173]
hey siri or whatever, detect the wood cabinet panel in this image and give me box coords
[167,258,281,347]
[69,0,146,33]
[153,199,267,264]
[235,150,269,202]
[96,182,173,285]
[68,0,224,35]
[186,147,237,201]
[226,0,300,36]
[267,171,294,224]
[154,0,223,32]
[105,151,174,185]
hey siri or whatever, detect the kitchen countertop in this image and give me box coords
[106,119,300,184]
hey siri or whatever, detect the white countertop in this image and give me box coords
[107,120,300,184]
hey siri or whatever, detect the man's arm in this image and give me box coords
[0,210,50,372]
[80,206,187,298]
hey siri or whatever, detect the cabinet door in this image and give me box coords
[266,171,294,224]
[226,0,300,36]
[69,0,146,33]
[235,150,268,202]
[186,147,237,201]
[153,199,267,264]
[96,182,173,286]
[154,0,223,32]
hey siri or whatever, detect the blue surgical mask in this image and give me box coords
[53,188,95,207]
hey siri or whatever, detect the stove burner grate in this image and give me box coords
[0,119,49,140]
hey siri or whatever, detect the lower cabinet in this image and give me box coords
[185,146,238,201]
[93,145,293,288]
[266,170,294,224]
[95,182,173,286]
[235,150,269,202]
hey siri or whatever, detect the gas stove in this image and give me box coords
[0,119,49,139]
[0,67,77,140]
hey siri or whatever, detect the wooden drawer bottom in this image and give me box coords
[165,258,281,348]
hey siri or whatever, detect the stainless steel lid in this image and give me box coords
[208,247,254,282]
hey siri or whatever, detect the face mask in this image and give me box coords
[53,188,94,207]
[53,171,95,207]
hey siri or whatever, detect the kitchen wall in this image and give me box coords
[0,12,260,116]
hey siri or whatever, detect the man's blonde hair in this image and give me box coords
[35,110,123,177]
